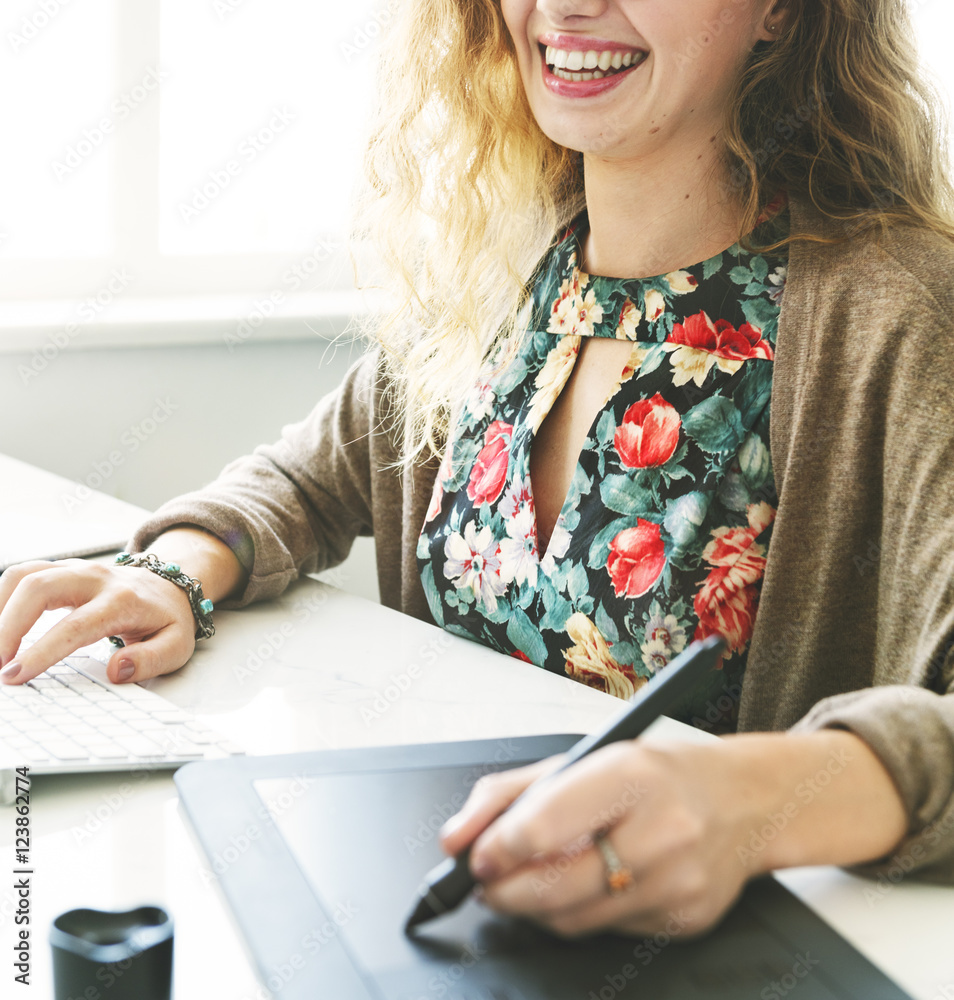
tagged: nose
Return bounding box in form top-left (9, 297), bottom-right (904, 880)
top-left (537, 0), bottom-right (611, 24)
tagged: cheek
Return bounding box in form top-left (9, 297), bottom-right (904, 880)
top-left (498, 0), bottom-right (530, 47)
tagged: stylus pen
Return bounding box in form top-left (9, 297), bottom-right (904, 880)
top-left (403, 632), bottom-right (727, 932)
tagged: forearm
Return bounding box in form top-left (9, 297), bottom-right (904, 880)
top-left (726, 730), bottom-right (908, 874)
top-left (142, 526), bottom-right (248, 605)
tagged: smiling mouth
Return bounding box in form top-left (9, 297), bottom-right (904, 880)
top-left (542, 44), bottom-right (648, 83)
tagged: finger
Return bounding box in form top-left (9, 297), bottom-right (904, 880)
top-left (0, 560), bottom-right (57, 607)
top-left (106, 625), bottom-right (194, 684)
top-left (480, 831), bottom-right (694, 936)
top-left (469, 743), bottom-right (647, 882)
top-left (439, 757), bottom-right (560, 857)
top-left (0, 564), bottom-right (104, 680)
top-left (0, 561), bottom-right (64, 663)
top-left (2, 598), bottom-right (125, 684)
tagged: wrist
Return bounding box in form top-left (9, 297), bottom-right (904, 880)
top-left (723, 731), bottom-right (908, 875)
top-left (144, 526), bottom-right (247, 604)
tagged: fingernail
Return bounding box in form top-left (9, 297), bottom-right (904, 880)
top-left (440, 813), bottom-right (464, 839)
top-left (0, 661), bottom-right (22, 683)
top-left (117, 659), bottom-right (135, 682)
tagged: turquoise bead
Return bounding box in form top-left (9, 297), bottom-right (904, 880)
top-left (199, 599), bottom-right (214, 615)
top-left (165, 562), bottom-right (181, 575)
top-left (115, 551), bottom-right (131, 564)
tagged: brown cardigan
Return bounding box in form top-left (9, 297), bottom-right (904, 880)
top-left (133, 201), bottom-right (954, 881)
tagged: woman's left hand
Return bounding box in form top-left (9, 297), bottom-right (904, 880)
top-left (439, 731), bottom-right (908, 939)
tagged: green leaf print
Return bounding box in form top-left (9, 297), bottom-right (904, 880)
top-left (683, 396), bottom-right (746, 455)
top-left (741, 296), bottom-right (780, 340)
top-left (599, 474), bottom-right (653, 515)
top-left (596, 601), bottom-right (620, 644)
top-left (729, 266), bottom-right (752, 285)
top-left (703, 253), bottom-right (724, 280)
top-left (420, 564), bottom-right (445, 628)
top-left (506, 609), bottom-right (548, 665)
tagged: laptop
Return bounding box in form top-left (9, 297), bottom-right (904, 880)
top-left (175, 736), bottom-right (915, 1000)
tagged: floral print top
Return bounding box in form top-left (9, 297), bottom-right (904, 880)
top-left (417, 213), bottom-right (786, 732)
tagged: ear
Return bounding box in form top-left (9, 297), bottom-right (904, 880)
top-left (754, 1), bottom-right (792, 43)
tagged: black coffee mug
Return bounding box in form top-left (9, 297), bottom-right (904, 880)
top-left (50, 905), bottom-right (173, 1000)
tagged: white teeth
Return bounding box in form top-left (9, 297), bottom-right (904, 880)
top-left (544, 45), bottom-right (647, 81)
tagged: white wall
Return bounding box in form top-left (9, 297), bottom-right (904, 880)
top-left (0, 335), bottom-right (380, 603)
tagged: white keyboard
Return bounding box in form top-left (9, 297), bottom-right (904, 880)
top-left (0, 611), bottom-right (243, 803)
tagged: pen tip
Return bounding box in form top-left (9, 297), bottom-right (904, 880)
top-left (404, 897), bottom-right (436, 935)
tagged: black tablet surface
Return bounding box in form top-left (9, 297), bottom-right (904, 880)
top-left (175, 736), bottom-right (913, 1000)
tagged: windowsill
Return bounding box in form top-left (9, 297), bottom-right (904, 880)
top-left (0, 290), bottom-right (381, 353)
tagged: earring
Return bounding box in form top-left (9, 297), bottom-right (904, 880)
top-left (767, 22), bottom-right (778, 33)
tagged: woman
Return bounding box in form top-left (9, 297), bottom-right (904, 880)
top-left (2, 0), bottom-right (954, 938)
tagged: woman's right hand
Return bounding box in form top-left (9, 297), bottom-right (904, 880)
top-left (0, 558), bottom-right (198, 686)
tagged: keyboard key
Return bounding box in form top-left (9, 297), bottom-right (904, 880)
top-left (44, 741), bottom-right (89, 761)
top-left (88, 744), bottom-right (131, 760)
top-left (113, 735), bottom-right (168, 758)
top-left (147, 708), bottom-right (191, 724)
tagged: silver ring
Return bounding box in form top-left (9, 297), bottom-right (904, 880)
top-left (595, 831), bottom-right (634, 896)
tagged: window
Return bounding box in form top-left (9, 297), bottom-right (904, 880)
top-left (0, 0), bottom-right (387, 341)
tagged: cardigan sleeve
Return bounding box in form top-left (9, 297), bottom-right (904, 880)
top-left (788, 319), bottom-right (954, 881)
top-left (760, 211), bottom-right (954, 882)
top-left (128, 348), bottom-right (398, 608)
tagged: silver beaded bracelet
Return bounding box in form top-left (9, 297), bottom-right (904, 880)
top-left (114, 551), bottom-right (216, 641)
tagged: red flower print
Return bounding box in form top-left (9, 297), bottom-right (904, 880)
top-left (466, 420), bottom-right (512, 506)
top-left (614, 393), bottom-right (682, 468)
top-left (606, 519), bottom-right (666, 598)
top-left (667, 312), bottom-right (773, 362)
top-left (693, 502), bottom-right (776, 655)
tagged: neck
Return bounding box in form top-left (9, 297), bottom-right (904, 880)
top-left (580, 137), bottom-right (745, 279)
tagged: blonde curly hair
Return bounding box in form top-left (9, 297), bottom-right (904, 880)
top-left (352, 0), bottom-right (954, 464)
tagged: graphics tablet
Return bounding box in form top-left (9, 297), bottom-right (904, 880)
top-left (174, 736), bottom-right (914, 1000)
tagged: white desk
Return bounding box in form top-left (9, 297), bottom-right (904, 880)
top-left (2, 467), bottom-right (953, 999)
